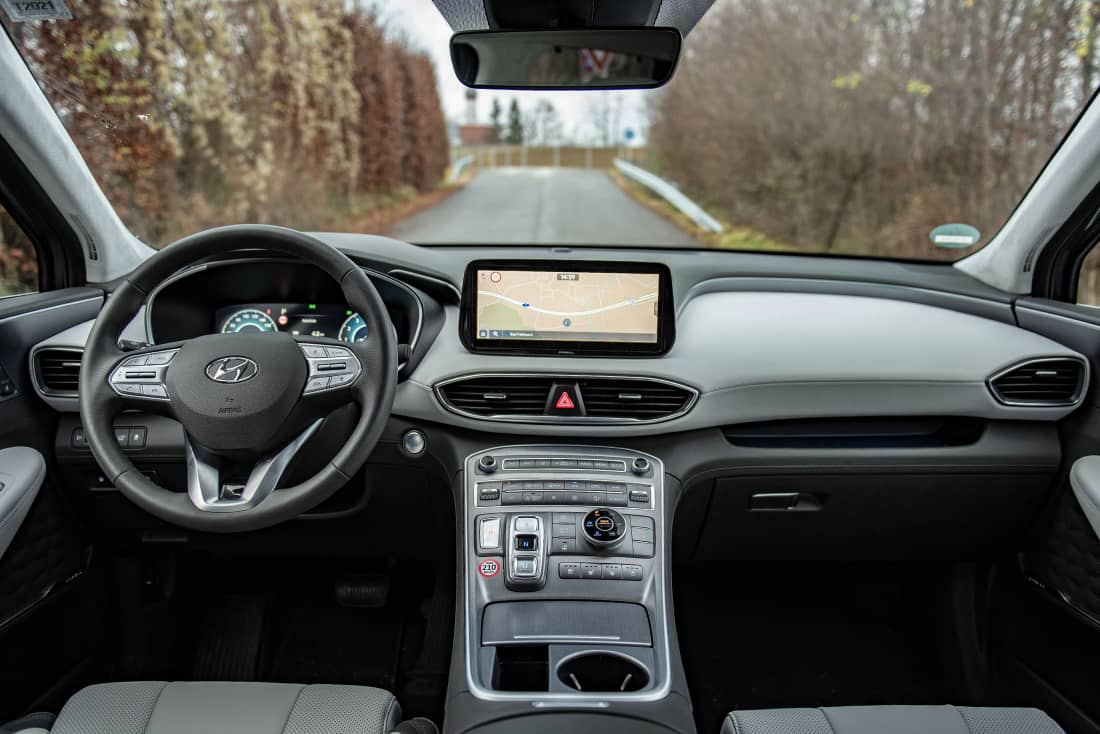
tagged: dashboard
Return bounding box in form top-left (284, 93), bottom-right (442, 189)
top-left (29, 236), bottom-right (1091, 433)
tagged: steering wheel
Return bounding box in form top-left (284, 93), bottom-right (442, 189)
top-left (78, 225), bottom-right (397, 533)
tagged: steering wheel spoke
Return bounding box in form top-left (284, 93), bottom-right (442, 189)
top-left (108, 346), bottom-right (183, 407)
top-left (186, 418), bottom-right (323, 512)
top-left (296, 339), bottom-right (364, 397)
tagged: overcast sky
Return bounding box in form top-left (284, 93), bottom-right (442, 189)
top-left (379, 0), bottom-right (651, 144)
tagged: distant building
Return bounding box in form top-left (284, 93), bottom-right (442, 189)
top-left (459, 124), bottom-right (497, 146)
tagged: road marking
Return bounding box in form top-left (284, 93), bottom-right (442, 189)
top-left (477, 290), bottom-right (657, 317)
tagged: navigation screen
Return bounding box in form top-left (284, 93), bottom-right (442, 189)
top-left (474, 268), bottom-right (661, 344)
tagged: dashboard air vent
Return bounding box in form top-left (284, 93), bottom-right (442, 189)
top-left (988, 358), bottom-right (1085, 406)
top-left (578, 377), bottom-right (695, 420)
top-left (35, 349), bottom-right (83, 395)
top-left (438, 376), bottom-right (555, 416)
top-left (436, 374), bottom-right (697, 423)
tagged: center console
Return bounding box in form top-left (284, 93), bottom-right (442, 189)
top-left (452, 445), bottom-right (692, 732)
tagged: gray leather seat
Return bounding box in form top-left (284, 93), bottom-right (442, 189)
top-left (721, 705), bottom-right (1065, 734)
top-left (42, 681), bottom-right (411, 734)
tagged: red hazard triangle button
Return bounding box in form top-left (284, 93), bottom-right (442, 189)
top-left (555, 391), bottom-right (575, 410)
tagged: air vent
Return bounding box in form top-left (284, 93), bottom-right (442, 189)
top-left (988, 358), bottom-right (1086, 406)
top-left (438, 375), bottom-right (555, 416)
top-left (34, 348), bottom-right (83, 395)
top-left (579, 377), bottom-right (695, 420)
top-left (436, 374), bottom-right (697, 423)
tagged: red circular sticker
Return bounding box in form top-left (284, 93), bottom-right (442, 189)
top-left (478, 559), bottom-right (501, 578)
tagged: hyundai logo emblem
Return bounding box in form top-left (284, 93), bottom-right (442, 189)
top-left (205, 356), bottom-right (259, 384)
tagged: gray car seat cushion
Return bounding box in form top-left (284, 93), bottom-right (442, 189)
top-left (50, 682), bottom-right (402, 734)
top-left (721, 705), bottom-right (1065, 734)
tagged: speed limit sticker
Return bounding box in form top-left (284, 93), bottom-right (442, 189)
top-left (478, 559), bottom-right (501, 578)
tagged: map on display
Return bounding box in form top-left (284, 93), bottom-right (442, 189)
top-left (474, 269), bottom-right (660, 343)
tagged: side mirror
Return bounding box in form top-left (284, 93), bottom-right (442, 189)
top-left (450, 27), bottom-right (682, 90)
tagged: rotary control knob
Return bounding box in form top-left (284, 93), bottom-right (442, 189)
top-left (631, 457), bottom-right (651, 476)
top-left (477, 455), bottom-right (498, 473)
top-left (581, 508), bottom-right (627, 548)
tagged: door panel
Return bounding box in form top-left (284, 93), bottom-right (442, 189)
top-left (0, 289), bottom-right (104, 721)
top-left (994, 297), bottom-right (1100, 734)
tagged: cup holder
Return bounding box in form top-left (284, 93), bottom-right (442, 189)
top-left (556, 651), bottom-right (650, 692)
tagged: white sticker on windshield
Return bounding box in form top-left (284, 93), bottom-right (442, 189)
top-left (1, 0), bottom-right (71, 21)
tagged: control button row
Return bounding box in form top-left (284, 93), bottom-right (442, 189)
top-left (502, 480), bottom-right (630, 492)
top-left (500, 458), bottom-right (627, 472)
top-left (300, 344), bottom-right (361, 395)
top-left (72, 425), bottom-right (147, 450)
top-left (109, 349), bottom-right (178, 401)
top-left (558, 562), bottom-right (643, 581)
top-left (500, 490), bottom-right (628, 507)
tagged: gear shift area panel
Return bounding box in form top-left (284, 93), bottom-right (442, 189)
top-left (463, 446), bottom-right (668, 703)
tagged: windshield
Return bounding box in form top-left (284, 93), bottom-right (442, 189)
top-left (2, 0), bottom-right (1096, 261)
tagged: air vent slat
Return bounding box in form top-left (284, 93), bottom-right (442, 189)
top-left (989, 359), bottom-right (1085, 406)
top-left (35, 349), bottom-right (83, 395)
top-left (438, 375), bottom-right (695, 422)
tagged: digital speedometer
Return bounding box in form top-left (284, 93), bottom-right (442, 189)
top-left (221, 308), bottom-right (278, 334)
top-left (338, 313), bottom-right (369, 343)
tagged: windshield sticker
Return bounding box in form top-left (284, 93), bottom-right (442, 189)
top-left (1, 0), bottom-right (71, 21)
top-left (930, 224), bottom-right (981, 248)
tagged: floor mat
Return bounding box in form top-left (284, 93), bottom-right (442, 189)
top-left (263, 600), bottom-right (402, 689)
top-left (675, 562), bottom-right (959, 733)
top-left (191, 594), bottom-right (266, 680)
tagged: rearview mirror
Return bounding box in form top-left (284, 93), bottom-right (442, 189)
top-left (450, 28), bottom-right (682, 90)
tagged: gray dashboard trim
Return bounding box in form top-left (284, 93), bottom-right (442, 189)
top-left (395, 292), bottom-right (1088, 436)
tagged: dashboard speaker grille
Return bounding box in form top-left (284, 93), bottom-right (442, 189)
top-left (578, 377), bottom-right (694, 420)
top-left (35, 349), bottom-right (83, 395)
top-left (988, 358), bottom-right (1085, 406)
top-left (438, 376), bottom-right (556, 416)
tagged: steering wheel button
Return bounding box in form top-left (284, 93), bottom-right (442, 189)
top-left (145, 351), bottom-right (174, 365)
top-left (122, 355), bottom-right (148, 367)
top-left (141, 384), bottom-right (168, 398)
top-left (117, 383), bottom-right (143, 396)
top-left (317, 361), bottom-right (346, 371)
top-left (305, 376), bottom-right (329, 392)
top-left (329, 373), bottom-right (355, 387)
top-left (301, 345), bottom-right (328, 359)
top-left (325, 346), bottom-right (351, 358)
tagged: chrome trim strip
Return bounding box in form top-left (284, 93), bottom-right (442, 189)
top-left (436, 373), bottom-right (699, 425)
top-left (986, 355), bottom-right (1090, 408)
top-left (462, 444), bottom-right (672, 704)
top-left (0, 295), bottom-right (101, 325)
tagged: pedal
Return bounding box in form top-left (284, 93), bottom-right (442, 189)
top-left (335, 573), bottom-right (390, 608)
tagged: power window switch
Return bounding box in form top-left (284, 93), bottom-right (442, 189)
top-left (559, 562), bottom-right (580, 579)
top-left (601, 564), bottom-right (623, 580)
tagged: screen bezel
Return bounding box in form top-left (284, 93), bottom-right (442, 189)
top-left (459, 260), bottom-right (675, 356)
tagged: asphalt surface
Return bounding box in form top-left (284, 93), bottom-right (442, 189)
top-left (388, 167), bottom-right (700, 247)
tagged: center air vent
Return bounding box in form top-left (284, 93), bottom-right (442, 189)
top-left (34, 348), bottom-right (83, 395)
top-left (578, 377), bottom-right (695, 420)
top-left (436, 374), bottom-right (697, 423)
top-left (988, 358), bottom-right (1086, 406)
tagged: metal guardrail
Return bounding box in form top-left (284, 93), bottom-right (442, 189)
top-left (613, 159), bottom-right (724, 233)
top-left (448, 154), bottom-right (475, 184)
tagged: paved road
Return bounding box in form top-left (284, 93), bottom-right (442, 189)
top-left (388, 167), bottom-right (700, 247)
